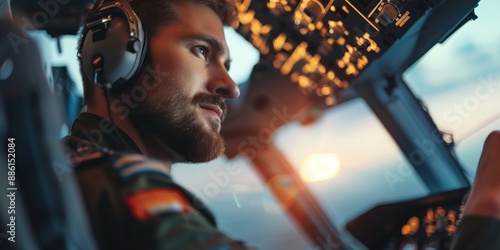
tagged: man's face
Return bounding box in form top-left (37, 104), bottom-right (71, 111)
top-left (130, 2), bottom-right (239, 163)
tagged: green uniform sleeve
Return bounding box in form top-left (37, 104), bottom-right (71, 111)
top-left (451, 215), bottom-right (500, 250)
top-left (74, 152), bottom-right (248, 250)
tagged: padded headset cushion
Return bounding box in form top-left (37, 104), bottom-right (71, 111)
top-left (81, 16), bottom-right (144, 89)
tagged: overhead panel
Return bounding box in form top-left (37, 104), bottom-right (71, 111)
top-left (233, 0), bottom-right (432, 105)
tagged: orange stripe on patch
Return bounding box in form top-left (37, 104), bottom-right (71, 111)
top-left (126, 188), bottom-right (192, 221)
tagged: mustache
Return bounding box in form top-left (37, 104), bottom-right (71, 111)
top-left (192, 93), bottom-right (228, 121)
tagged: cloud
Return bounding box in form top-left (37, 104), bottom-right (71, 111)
top-left (405, 0), bottom-right (500, 95)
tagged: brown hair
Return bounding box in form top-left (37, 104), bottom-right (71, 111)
top-left (79, 0), bottom-right (236, 104)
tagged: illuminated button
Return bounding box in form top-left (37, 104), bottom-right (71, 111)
top-left (321, 21), bottom-right (346, 40)
top-left (325, 96), bottom-right (336, 106)
top-left (408, 216), bottom-right (419, 233)
top-left (356, 36), bottom-right (370, 49)
top-left (376, 3), bottom-right (399, 26)
top-left (267, 0), bottom-right (291, 15)
top-left (401, 224), bottom-right (412, 236)
top-left (321, 86), bottom-right (331, 95)
top-left (293, 0), bottom-right (325, 34)
top-left (303, 0), bottom-right (324, 23)
top-left (446, 210), bottom-right (457, 236)
top-left (349, 50), bottom-right (362, 64)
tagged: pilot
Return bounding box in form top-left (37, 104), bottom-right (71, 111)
top-left (64, 0), bottom-right (248, 249)
top-left (451, 131), bottom-right (500, 249)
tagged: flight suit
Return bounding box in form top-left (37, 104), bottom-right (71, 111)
top-left (64, 113), bottom-right (248, 250)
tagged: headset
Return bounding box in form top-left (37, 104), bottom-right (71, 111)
top-left (78, 0), bottom-right (147, 89)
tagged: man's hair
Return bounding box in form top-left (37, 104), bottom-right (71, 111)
top-left (79, 0), bottom-right (237, 104)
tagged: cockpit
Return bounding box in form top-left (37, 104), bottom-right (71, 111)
top-left (1, 0), bottom-right (499, 249)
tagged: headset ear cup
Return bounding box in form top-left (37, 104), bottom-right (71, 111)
top-left (80, 1), bottom-right (147, 89)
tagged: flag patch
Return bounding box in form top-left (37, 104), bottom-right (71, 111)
top-left (126, 188), bottom-right (192, 221)
top-left (112, 154), bottom-right (171, 180)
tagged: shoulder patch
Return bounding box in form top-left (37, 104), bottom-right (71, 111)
top-left (69, 147), bottom-right (111, 171)
top-left (126, 188), bottom-right (192, 221)
top-left (111, 154), bottom-right (171, 180)
top-left (71, 150), bottom-right (107, 165)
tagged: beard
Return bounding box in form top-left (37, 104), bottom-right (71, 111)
top-left (128, 73), bottom-right (228, 163)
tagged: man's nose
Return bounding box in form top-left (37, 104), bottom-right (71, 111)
top-left (206, 66), bottom-right (240, 99)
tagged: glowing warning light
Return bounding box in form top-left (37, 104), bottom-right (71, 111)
top-left (298, 75), bottom-right (311, 88)
top-left (300, 154), bottom-right (340, 182)
top-left (321, 86), bottom-right (331, 95)
top-left (325, 96), bottom-right (336, 106)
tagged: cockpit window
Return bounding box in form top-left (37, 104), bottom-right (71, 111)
top-left (404, 0), bottom-right (500, 179)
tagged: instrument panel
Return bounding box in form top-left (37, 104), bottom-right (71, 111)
top-left (233, 0), bottom-right (434, 105)
top-left (347, 188), bottom-right (468, 250)
top-left (389, 204), bottom-right (462, 249)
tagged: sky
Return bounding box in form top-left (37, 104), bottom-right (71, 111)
top-left (403, 0), bottom-right (500, 173)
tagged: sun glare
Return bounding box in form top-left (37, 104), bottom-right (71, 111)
top-left (299, 153), bottom-right (340, 182)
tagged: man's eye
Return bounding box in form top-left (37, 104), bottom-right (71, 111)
top-left (195, 46), bottom-right (209, 58)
